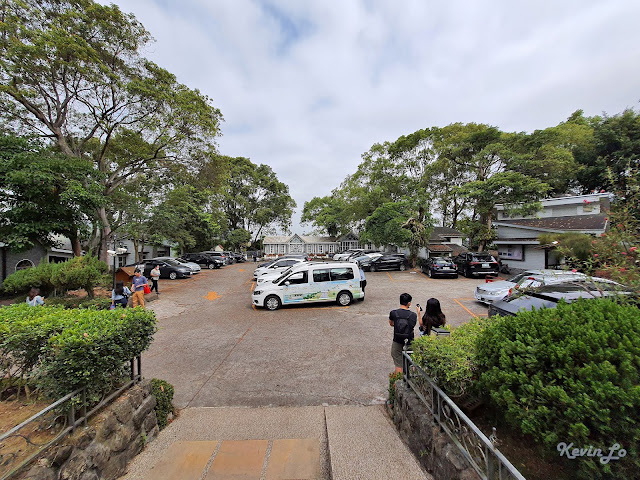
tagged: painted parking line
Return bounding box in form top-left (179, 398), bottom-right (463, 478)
top-left (250, 281), bottom-right (256, 310)
top-left (386, 272), bottom-right (394, 282)
top-left (453, 298), bottom-right (478, 318)
top-left (204, 291), bottom-right (221, 301)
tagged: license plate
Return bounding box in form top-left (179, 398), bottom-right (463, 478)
top-left (482, 263), bottom-right (489, 268)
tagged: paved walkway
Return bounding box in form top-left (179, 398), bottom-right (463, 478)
top-left (121, 405), bottom-right (431, 480)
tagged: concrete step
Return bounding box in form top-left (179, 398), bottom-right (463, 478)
top-left (325, 405), bottom-right (432, 480)
top-left (142, 438), bottom-right (321, 480)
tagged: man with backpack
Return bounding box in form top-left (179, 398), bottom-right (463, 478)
top-left (389, 292), bottom-right (420, 373)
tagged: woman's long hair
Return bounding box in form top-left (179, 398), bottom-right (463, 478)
top-left (115, 281), bottom-right (125, 296)
top-left (422, 298), bottom-right (446, 334)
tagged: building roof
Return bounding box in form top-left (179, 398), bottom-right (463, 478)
top-left (494, 214), bottom-right (608, 233)
top-left (429, 226), bottom-right (464, 242)
top-left (445, 243), bottom-right (468, 257)
top-left (263, 235), bottom-right (336, 244)
top-left (427, 244), bottom-right (453, 253)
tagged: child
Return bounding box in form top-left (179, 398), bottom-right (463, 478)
top-left (111, 281), bottom-right (132, 308)
top-left (26, 287), bottom-right (44, 306)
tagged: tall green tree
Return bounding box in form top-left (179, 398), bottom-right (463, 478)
top-left (301, 195), bottom-right (350, 237)
top-left (214, 156), bottom-right (296, 242)
top-left (0, 134), bottom-right (102, 252)
top-left (0, 0), bottom-right (223, 260)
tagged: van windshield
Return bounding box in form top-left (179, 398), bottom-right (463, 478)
top-left (273, 268), bottom-right (293, 283)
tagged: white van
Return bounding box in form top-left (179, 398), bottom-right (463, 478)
top-left (252, 262), bottom-right (364, 310)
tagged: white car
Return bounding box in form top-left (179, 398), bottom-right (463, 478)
top-left (333, 249), bottom-right (364, 261)
top-left (253, 257), bottom-right (307, 279)
top-left (474, 269), bottom-right (587, 304)
top-left (252, 261), bottom-right (364, 310)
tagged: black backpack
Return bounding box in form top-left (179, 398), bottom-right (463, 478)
top-left (393, 309), bottom-right (414, 344)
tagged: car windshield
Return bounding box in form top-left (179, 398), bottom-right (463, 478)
top-left (352, 255), bottom-right (370, 262)
top-left (163, 259), bottom-right (181, 266)
top-left (472, 254), bottom-right (494, 261)
top-left (507, 273), bottom-right (528, 283)
top-left (273, 268), bottom-right (294, 283)
top-left (433, 258), bottom-right (451, 265)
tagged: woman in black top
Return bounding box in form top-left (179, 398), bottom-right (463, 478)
top-left (421, 298), bottom-right (446, 335)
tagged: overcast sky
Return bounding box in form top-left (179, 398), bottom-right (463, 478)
top-left (107, 0), bottom-right (640, 234)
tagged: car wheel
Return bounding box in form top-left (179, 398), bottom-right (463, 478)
top-left (337, 291), bottom-right (352, 306)
top-left (208, 263), bottom-right (215, 269)
top-left (370, 265), bottom-right (377, 272)
top-left (265, 295), bottom-right (281, 311)
top-left (399, 263), bottom-right (406, 271)
top-left (464, 267), bottom-right (471, 278)
top-left (427, 268), bottom-right (432, 278)
top-left (169, 272), bottom-right (177, 280)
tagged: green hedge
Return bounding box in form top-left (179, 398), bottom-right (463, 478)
top-left (45, 296), bottom-right (113, 310)
top-left (151, 379), bottom-right (175, 430)
top-left (477, 299), bottom-right (640, 480)
top-left (1, 255), bottom-right (109, 298)
top-left (0, 304), bottom-right (156, 400)
top-left (410, 320), bottom-right (485, 397)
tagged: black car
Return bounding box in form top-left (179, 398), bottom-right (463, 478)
top-left (363, 254), bottom-right (408, 272)
top-left (421, 257), bottom-right (458, 278)
top-left (231, 252), bottom-right (246, 263)
top-left (138, 258), bottom-right (192, 280)
top-left (488, 279), bottom-right (632, 317)
top-left (181, 253), bottom-right (223, 269)
top-left (453, 252), bottom-right (499, 278)
top-left (200, 251), bottom-right (229, 265)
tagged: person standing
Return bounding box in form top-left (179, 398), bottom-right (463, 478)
top-left (26, 287), bottom-right (44, 306)
top-left (131, 269), bottom-right (149, 308)
top-left (421, 298), bottom-right (447, 335)
top-left (388, 293), bottom-right (420, 373)
top-left (111, 281), bottom-right (131, 308)
top-left (150, 264), bottom-right (161, 294)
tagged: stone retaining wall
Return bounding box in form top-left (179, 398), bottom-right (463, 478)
top-left (392, 381), bottom-right (481, 480)
top-left (22, 380), bottom-right (158, 480)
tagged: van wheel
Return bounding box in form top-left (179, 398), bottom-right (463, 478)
top-left (265, 295), bottom-right (281, 311)
top-left (399, 264), bottom-right (406, 271)
top-left (337, 291), bottom-right (352, 306)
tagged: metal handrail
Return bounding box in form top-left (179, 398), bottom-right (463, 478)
top-left (0, 356), bottom-right (142, 480)
top-left (401, 351), bottom-right (526, 480)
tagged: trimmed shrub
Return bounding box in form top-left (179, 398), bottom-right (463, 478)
top-left (50, 255), bottom-right (109, 298)
top-left (151, 379), bottom-right (175, 430)
top-left (1, 261), bottom-right (58, 297)
top-left (45, 296), bottom-right (113, 310)
top-left (0, 304), bottom-right (156, 401)
top-left (477, 299), bottom-right (640, 479)
top-left (410, 320), bottom-right (485, 397)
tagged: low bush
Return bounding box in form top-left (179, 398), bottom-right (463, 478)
top-left (410, 320), bottom-right (486, 397)
top-left (0, 304), bottom-right (156, 401)
top-left (45, 296), bottom-right (113, 310)
top-left (477, 299), bottom-right (640, 480)
top-left (151, 379), bottom-right (175, 430)
top-left (1, 261), bottom-right (58, 297)
top-left (388, 371), bottom-right (403, 405)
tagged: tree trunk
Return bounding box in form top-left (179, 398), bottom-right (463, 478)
top-left (97, 206), bottom-right (112, 263)
top-left (69, 231), bottom-right (82, 257)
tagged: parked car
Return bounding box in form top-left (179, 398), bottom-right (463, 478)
top-left (181, 253), bottom-right (223, 269)
top-left (252, 261), bottom-right (364, 310)
top-left (352, 253), bottom-right (383, 266)
top-left (201, 251), bottom-right (229, 265)
top-left (361, 254), bottom-right (408, 272)
top-left (231, 252), bottom-right (246, 263)
top-left (130, 258), bottom-right (192, 280)
top-left (488, 278), bottom-right (631, 317)
top-left (474, 269), bottom-right (587, 304)
top-left (155, 256), bottom-right (201, 274)
top-left (453, 252), bottom-right (499, 277)
top-left (421, 257), bottom-right (458, 278)
top-left (333, 249), bottom-right (364, 261)
top-left (257, 254), bottom-right (309, 269)
top-left (253, 257), bottom-right (308, 279)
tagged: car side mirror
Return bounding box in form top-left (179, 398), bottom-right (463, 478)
top-left (284, 281), bottom-right (290, 286)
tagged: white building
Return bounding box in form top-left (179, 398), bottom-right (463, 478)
top-left (493, 192), bottom-right (610, 270)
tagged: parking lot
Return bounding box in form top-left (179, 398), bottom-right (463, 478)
top-left (143, 262), bottom-right (501, 409)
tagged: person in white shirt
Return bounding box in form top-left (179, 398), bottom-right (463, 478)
top-left (26, 287), bottom-right (44, 306)
top-left (150, 265), bottom-right (161, 294)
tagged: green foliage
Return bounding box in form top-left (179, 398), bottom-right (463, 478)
top-left (225, 228), bottom-right (251, 250)
top-left (410, 320), bottom-right (485, 397)
top-left (0, 261), bottom-right (58, 297)
top-left (0, 304), bottom-right (157, 401)
top-left (45, 296), bottom-right (113, 310)
top-left (477, 299), bottom-right (640, 479)
top-left (361, 202), bottom-right (413, 247)
top-left (301, 195), bottom-right (350, 237)
top-left (151, 378), bottom-right (175, 430)
top-left (388, 371), bottom-right (403, 405)
top-left (50, 255), bottom-right (109, 298)
top-left (538, 232), bottom-right (595, 263)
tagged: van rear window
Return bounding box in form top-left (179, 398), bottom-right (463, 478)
top-left (330, 268), bottom-right (354, 280)
top-left (313, 269), bottom-right (331, 282)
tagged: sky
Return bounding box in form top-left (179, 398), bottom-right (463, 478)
top-left (106, 0), bottom-right (640, 234)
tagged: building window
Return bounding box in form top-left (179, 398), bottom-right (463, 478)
top-left (15, 259), bottom-right (34, 271)
top-left (317, 244), bottom-right (324, 254)
top-left (329, 244), bottom-right (336, 253)
top-left (279, 244), bottom-right (286, 254)
top-left (118, 255), bottom-right (127, 268)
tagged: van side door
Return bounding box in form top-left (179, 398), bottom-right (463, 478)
top-left (280, 269), bottom-right (309, 304)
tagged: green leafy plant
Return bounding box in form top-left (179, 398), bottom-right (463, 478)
top-left (388, 371), bottom-right (403, 405)
top-left (410, 320), bottom-right (486, 397)
top-left (477, 299), bottom-right (640, 480)
top-left (50, 255), bottom-right (109, 298)
top-left (45, 296), bottom-right (113, 310)
top-left (151, 379), bottom-right (175, 430)
top-left (0, 304), bottom-right (157, 401)
top-left (1, 261), bottom-right (59, 297)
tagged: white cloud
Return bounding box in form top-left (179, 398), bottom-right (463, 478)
top-left (106, 0), bottom-right (640, 232)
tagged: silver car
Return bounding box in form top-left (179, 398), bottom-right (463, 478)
top-left (155, 257), bottom-right (201, 274)
top-left (474, 269), bottom-right (586, 304)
